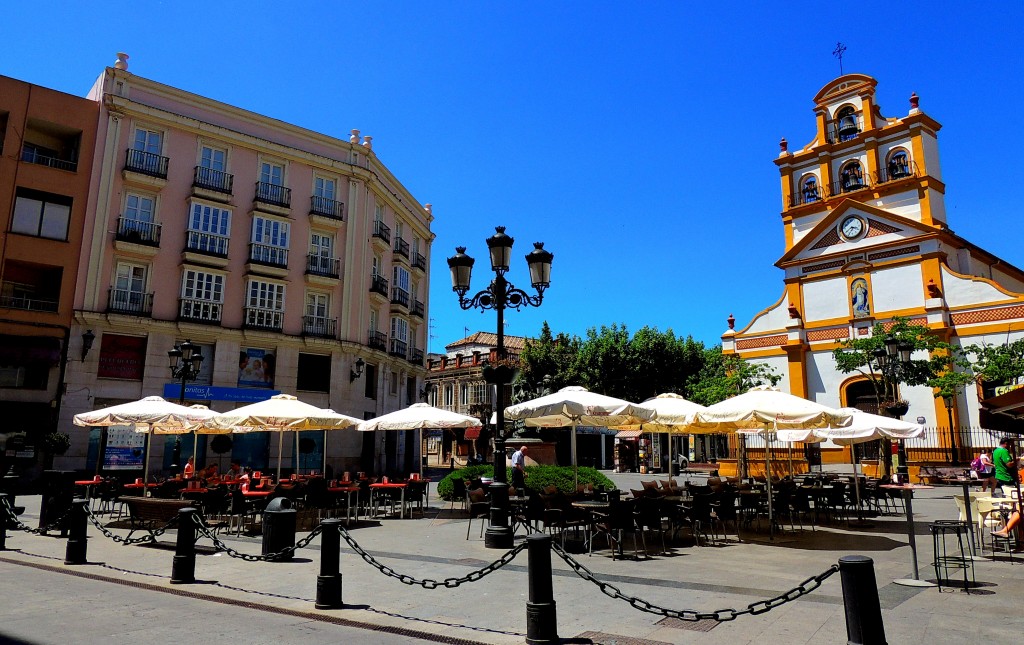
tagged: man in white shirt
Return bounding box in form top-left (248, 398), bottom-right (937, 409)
top-left (511, 446), bottom-right (528, 491)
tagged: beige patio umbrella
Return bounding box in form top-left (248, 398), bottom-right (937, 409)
top-left (613, 393), bottom-right (707, 479)
top-left (144, 405), bottom-right (228, 478)
top-left (205, 394), bottom-right (360, 479)
top-left (358, 403), bottom-right (483, 477)
top-left (688, 386), bottom-right (853, 539)
top-left (505, 386), bottom-right (651, 488)
top-left (73, 396), bottom-right (219, 490)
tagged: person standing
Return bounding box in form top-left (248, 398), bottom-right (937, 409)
top-left (183, 456), bottom-right (195, 480)
top-left (511, 445), bottom-right (528, 492)
top-left (977, 450), bottom-right (996, 493)
top-left (992, 437), bottom-right (1016, 496)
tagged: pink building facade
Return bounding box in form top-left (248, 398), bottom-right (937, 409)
top-left (60, 58), bottom-right (432, 475)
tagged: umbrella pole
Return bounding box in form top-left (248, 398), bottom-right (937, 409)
top-left (295, 432), bottom-right (300, 476)
top-left (788, 444), bottom-right (793, 477)
top-left (193, 431), bottom-right (199, 467)
top-left (419, 427), bottom-right (424, 478)
top-left (276, 430), bottom-right (284, 481)
top-left (142, 431), bottom-right (151, 496)
top-left (766, 427), bottom-right (774, 541)
top-left (669, 431), bottom-right (674, 483)
top-left (571, 419), bottom-right (579, 490)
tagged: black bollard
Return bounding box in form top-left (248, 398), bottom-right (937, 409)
top-left (170, 507), bottom-right (197, 584)
top-left (64, 499), bottom-right (89, 565)
top-left (0, 493), bottom-right (9, 551)
top-left (526, 533), bottom-right (558, 645)
top-left (839, 555), bottom-right (888, 645)
top-left (316, 519), bottom-right (343, 609)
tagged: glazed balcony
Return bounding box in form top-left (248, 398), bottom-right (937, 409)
top-left (116, 217), bottom-right (162, 246)
top-left (244, 306), bottom-right (284, 331)
top-left (178, 298), bottom-right (222, 324)
top-left (185, 230), bottom-right (229, 258)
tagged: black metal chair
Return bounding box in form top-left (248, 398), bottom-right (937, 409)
top-left (466, 488), bottom-right (490, 540)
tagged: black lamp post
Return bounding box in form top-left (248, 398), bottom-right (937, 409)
top-left (168, 340), bottom-right (204, 474)
top-left (872, 335), bottom-right (913, 479)
top-left (942, 394), bottom-right (959, 465)
top-left (448, 226), bottom-right (553, 549)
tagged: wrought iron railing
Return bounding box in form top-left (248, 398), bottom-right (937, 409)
top-left (244, 306), bottom-right (284, 331)
top-left (193, 166), bottom-right (234, 193)
top-left (372, 220), bottom-right (391, 244)
top-left (303, 315), bottom-right (337, 338)
top-left (370, 274), bottom-right (389, 297)
top-left (411, 300), bottom-right (425, 318)
top-left (389, 338), bottom-right (408, 358)
top-left (789, 186), bottom-right (822, 208)
top-left (393, 237), bottom-right (409, 258)
top-left (249, 243), bottom-right (289, 268)
top-left (255, 181), bottom-right (291, 208)
top-left (825, 115), bottom-right (864, 144)
top-left (412, 252), bottom-right (427, 271)
top-left (116, 217), bottom-right (162, 246)
top-left (306, 253), bottom-right (340, 278)
top-left (368, 329), bottom-right (387, 351)
top-left (874, 161), bottom-right (920, 185)
top-left (178, 298), bottom-right (222, 324)
top-left (185, 230), bottom-right (229, 257)
top-left (310, 195), bottom-right (344, 220)
top-left (390, 286), bottom-right (409, 308)
top-left (408, 348), bottom-right (424, 366)
top-left (107, 288), bottom-right (153, 315)
top-left (124, 148), bottom-right (169, 178)
top-left (22, 146), bottom-right (77, 171)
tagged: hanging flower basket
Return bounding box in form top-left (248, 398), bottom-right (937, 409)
top-left (882, 400), bottom-right (909, 417)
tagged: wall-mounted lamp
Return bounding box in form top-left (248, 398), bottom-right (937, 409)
top-left (350, 357), bottom-right (365, 382)
top-left (81, 329), bottom-right (96, 361)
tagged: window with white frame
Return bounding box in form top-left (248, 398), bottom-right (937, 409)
top-left (133, 127), bottom-right (162, 154)
top-left (391, 316), bottom-right (408, 342)
top-left (306, 291), bottom-right (329, 318)
top-left (372, 254), bottom-right (382, 278)
top-left (112, 262), bottom-right (147, 312)
top-left (187, 201), bottom-right (231, 256)
top-left (124, 193), bottom-right (155, 223)
top-left (374, 203), bottom-right (383, 224)
top-left (393, 266), bottom-right (410, 296)
top-left (394, 220), bottom-right (404, 240)
top-left (200, 145), bottom-right (226, 171)
top-left (260, 161), bottom-right (284, 186)
top-left (310, 232), bottom-right (333, 266)
top-left (246, 279), bottom-right (285, 329)
top-left (369, 308), bottom-right (379, 332)
top-left (460, 383), bottom-right (469, 405)
top-left (314, 176), bottom-right (336, 200)
top-left (251, 216), bottom-right (289, 265)
top-left (180, 268), bottom-right (224, 322)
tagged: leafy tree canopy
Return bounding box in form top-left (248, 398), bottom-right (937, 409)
top-left (687, 346), bottom-right (781, 406)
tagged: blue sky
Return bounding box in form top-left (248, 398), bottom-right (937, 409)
top-left (4, 2), bottom-right (1022, 352)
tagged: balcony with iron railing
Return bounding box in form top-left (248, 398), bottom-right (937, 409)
top-left (393, 237), bottom-right (409, 259)
top-left (0, 292), bottom-right (58, 313)
top-left (178, 298), bottom-right (222, 324)
top-left (874, 160), bottom-right (920, 185)
top-left (370, 274), bottom-right (389, 298)
top-left (249, 243), bottom-right (289, 268)
top-left (107, 288), bottom-right (153, 316)
top-left (390, 286), bottom-right (409, 309)
top-left (372, 220), bottom-right (391, 245)
top-left (411, 299), bottom-right (425, 318)
top-left (789, 185), bottom-right (822, 209)
top-left (21, 145), bottom-right (77, 172)
top-left (412, 251), bottom-right (427, 272)
top-left (185, 230), bottom-right (230, 257)
top-left (124, 148), bottom-right (169, 179)
top-left (244, 306), bottom-right (284, 331)
top-left (193, 166), bottom-right (234, 194)
top-left (303, 315), bottom-right (337, 338)
top-left (828, 172), bottom-right (870, 198)
top-left (310, 195), bottom-right (345, 221)
top-left (389, 338), bottom-right (408, 358)
top-left (826, 115), bottom-right (864, 144)
top-left (408, 347), bottom-right (424, 366)
top-left (306, 253), bottom-right (340, 278)
top-left (254, 181), bottom-right (291, 208)
top-left (116, 217), bottom-right (162, 246)
top-left (368, 329), bottom-right (387, 351)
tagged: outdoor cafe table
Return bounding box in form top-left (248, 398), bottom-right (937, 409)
top-left (571, 500), bottom-right (610, 551)
top-left (74, 479), bottom-right (102, 509)
top-left (121, 482), bottom-right (157, 497)
top-left (882, 483), bottom-right (935, 587)
top-left (242, 490), bottom-right (272, 498)
top-left (944, 477), bottom-right (983, 556)
top-left (370, 482), bottom-right (408, 519)
top-left (328, 485), bottom-right (360, 525)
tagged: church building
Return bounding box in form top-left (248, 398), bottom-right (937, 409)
top-left (724, 74), bottom-right (1024, 473)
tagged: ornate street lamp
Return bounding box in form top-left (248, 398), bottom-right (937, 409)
top-left (168, 340), bottom-right (204, 473)
top-left (942, 393), bottom-right (959, 465)
top-left (872, 335), bottom-right (913, 479)
top-left (448, 226), bottom-right (553, 549)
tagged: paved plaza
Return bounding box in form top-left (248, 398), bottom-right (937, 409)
top-left (1, 471), bottom-right (1021, 644)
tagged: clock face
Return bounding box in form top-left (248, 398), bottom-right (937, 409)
top-left (840, 216), bottom-right (864, 239)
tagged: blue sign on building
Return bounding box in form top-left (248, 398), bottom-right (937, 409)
top-left (162, 384), bottom-right (280, 403)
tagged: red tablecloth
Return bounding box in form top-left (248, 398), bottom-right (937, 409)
top-left (243, 490), bottom-right (272, 498)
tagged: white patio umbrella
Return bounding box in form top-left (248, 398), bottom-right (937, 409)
top-left (613, 393), bottom-right (707, 479)
top-left (145, 405), bottom-right (229, 478)
top-left (358, 403), bottom-right (483, 477)
top-left (205, 394), bottom-right (360, 479)
top-left (73, 396), bottom-right (219, 489)
top-left (505, 386), bottom-right (651, 487)
top-left (689, 386), bottom-right (853, 539)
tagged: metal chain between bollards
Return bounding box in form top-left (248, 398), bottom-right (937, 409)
top-left (191, 514), bottom-right (323, 562)
top-left (552, 543), bottom-right (840, 622)
top-left (337, 524), bottom-right (527, 589)
top-left (83, 505), bottom-right (177, 545)
top-left (1, 496), bottom-right (73, 535)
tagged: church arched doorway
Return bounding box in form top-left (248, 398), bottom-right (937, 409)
top-left (843, 379), bottom-right (881, 461)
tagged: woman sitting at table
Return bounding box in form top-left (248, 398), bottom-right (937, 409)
top-left (223, 462), bottom-right (242, 480)
top-left (993, 510), bottom-right (1022, 539)
top-left (200, 463), bottom-right (220, 483)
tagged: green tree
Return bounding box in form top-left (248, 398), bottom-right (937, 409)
top-left (517, 321), bottom-right (582, 392)
top-left (968, 339), bottom-right (1024, 388)
top-left (687, 347), bottom-right (781, 406)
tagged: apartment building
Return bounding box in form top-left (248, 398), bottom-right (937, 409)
top-left (0, 75), bottom-right (98, 472)
top-left (60, 56), bottom-right (432, 475)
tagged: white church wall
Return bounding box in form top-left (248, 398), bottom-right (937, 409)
top-left (942, 266), bottom-right (1013, 307)
top-left (871, 264), bottom-right (924, 313)
top-left (803, 277), bottom-right (849, 322)
top-left (744, 293), bottom-right (790, 334)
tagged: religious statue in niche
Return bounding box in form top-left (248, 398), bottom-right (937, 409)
top-left (851, 277), bottom-right (870, 318)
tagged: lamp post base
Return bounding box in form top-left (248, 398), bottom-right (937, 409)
top-left (485, 481), bottom-right (513, 549)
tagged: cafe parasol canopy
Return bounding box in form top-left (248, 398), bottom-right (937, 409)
top-left (205, 394), bottom-right (360, 479)
top-left (358, 403), bottom-right (483, 477)
top-left (613, 393), bottom-right (707, 478)
top-left (505, 386), bottom-right (651, 487)
top-left (73, 396), bottom-right (220, 488)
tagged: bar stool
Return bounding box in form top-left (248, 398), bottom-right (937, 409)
top-left (930, 520), bottom-right (974, 592)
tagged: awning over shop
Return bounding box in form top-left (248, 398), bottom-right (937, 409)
top-left (615, 429), bottom-right (644, 440)
top-left (0, 335), bottom-right (62, 366)
top-left (982, 386), bottom-right (1024, 418)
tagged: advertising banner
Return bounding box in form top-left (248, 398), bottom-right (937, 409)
top-left (103, 424), bottom-right (145, 470)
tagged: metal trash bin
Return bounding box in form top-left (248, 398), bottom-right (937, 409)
top-left (262, 496), bottom-right (296, 560)
top-left (39, 470), bottom-right (76, 535)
